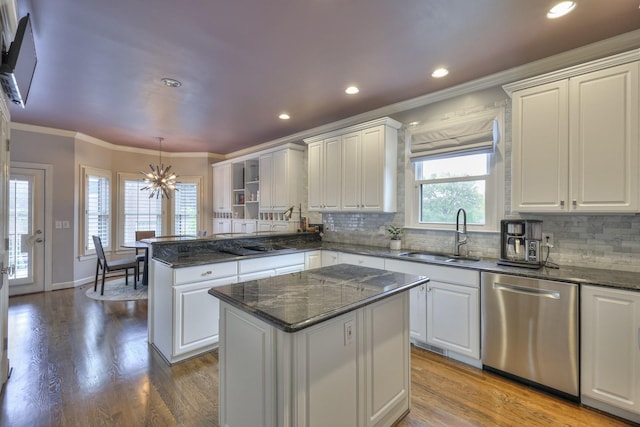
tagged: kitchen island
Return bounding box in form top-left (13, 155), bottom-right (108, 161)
top-left (209, 263), bottom-right (429, 427)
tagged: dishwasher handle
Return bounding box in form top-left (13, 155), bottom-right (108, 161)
top-left (493, 282), bottom-right (561, 299)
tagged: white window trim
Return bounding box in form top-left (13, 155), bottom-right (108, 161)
top-left (116, 172), bottom-right (166, 251)
top-left (404, 108), bottom-right (505, 233)
top-left (169, 175), bottom-right (204, 236)
top-left (79, 165), bottom-right (112, 257)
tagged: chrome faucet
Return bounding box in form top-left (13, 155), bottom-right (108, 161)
top-left (454, 208), bottom-right (468, 256)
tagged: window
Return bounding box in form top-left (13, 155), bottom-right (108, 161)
top-left (416, 154), bottom-right (489, 225)
top-left (81, 166), bottom-right (111, 254)
top-left (118, 173), bottom-right (163, 245)
top-left (405, 109), bottom-right (504, 232)
top-left (172, 177), bottom-right (202, 236)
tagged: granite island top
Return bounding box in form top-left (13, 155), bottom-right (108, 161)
top-left (208, 264), bottom-right (429, 332)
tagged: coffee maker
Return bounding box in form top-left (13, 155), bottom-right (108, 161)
top-left (498, 219), bottom-right (543, 268)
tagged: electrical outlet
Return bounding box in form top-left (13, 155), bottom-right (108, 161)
top-left (344, 320), bottom-right (353, 345)
top-left (543, 233), bottom-right (554, 247)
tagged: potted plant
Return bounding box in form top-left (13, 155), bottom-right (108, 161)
top-left (387, 225), bottom-right (403, 250)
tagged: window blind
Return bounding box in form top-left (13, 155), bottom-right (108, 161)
top-left (124, 179), bottom-right (162, 242)
top-left (409, 114), bottom-right (499, 162)
top-left (86, 175), bottom-right (110, 250)
top-left (174, 182), bottom-right (198, 236)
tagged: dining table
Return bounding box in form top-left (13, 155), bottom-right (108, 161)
top-left (121, 241), bottom-right (150, 287)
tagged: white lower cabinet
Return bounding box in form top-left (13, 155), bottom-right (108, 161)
top-left (384, 258), bottom-right (480, 363)
top-left (581, 285), bottom-right (640, 423)
top-left (152, 260), bottom-right (238, 364)
top-left (305, 250), bottom-right (322, 270)
top-left (231, 219), bottom-right (257, 234)
top-left (174, 276), bottom-right (237, 356)
top-left (213, 218), bottom-right (232, 234)
top-left (426, 280), bottom-right (479, 359)
top-left (321, 250), bottom-right (339, 266)
top-left (385, 259), bottom-right (428, 345)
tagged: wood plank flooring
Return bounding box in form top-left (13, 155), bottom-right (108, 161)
top-left (0, 284), bottom-right (634, 426)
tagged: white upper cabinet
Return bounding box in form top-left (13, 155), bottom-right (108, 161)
top-left (308, 136), bottom-right (343, 212)
top-left (511, 80), bottom-right (569, 212)
top-left (305, 117), bottom-right (401, 213)
top-left (259, 147), bottom-right (303, 212)
top-left (213, 163), bottom-right (232, 213)
top-left (506, 53), bottom-right (639, 213)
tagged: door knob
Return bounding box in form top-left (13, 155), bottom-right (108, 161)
top-left (0, 264), bottom-right (15, 275)
top-left (35, 238), bottom-right (43, 243)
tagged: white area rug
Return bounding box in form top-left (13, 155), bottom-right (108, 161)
top-left (85, 278), bottom-right (147, 301)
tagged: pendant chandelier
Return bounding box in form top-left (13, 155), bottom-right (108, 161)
top-left (141, 137), bottom-right (178, 199)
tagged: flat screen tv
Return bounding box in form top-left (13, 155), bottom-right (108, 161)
top-left (0, 13), bottom-right (36, 108)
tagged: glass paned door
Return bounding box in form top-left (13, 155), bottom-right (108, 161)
top-left (8, 168), bottom-right (45, 295)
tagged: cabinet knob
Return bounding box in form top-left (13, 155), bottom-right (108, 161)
top-left (201, 271), bottom-right (212, 276)
top-left (560, 200), bottom-right (565, 207)
top-left (572, 200), bottom-right (577, 207)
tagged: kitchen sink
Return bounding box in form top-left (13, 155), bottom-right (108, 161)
top-left (399, 252), bottom-right (480, 263)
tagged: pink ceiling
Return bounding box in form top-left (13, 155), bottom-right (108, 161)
top-left (9, 0), bottom-right (640, 154)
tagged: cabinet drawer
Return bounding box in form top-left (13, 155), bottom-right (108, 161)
top-left (238, 253), bottom-right (305, 274)
top-left (174, 261), bottom-right (238, 285)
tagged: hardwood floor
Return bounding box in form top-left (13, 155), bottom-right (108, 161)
top-left (0, 284), bottom-right (634, 426)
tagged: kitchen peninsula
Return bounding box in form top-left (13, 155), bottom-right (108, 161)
top-left (209, 264), bottom-right (428, 427)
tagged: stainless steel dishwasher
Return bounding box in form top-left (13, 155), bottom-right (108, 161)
top-left (481, 272), bottom-right (579, 399)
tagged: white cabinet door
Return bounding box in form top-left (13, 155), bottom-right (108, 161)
top-left (323, 137), bottom-right (342, 210)
top-left (259, 152), bottom-right (274, 210)
top-left (271, 149), bottom-right (289, 211)
top-left (426, 280), bottom-right (480, 359)
top-left (581, 285), bottom-right (640, 417)
top-left (321, 250), bottom-right (339, 266)
top-left (308, 137), bottom-right (342, 212)
top-left (341, 131), bottom-right (362, 210)
top-left (570, 62), bottom-right (639, 212)
top-left (305, 250), bottom-right (322, 270)
top-left (409, 284), bottom-right (427, 343)
top-left (213, 218), bottom-right (232, 234)
top-left (360, 125), bottom-right (385, 211)
top-left (308, 141), bottom-right (324, 211)
top-left (213, 163), bottom-right (232, 212)
top-left (174, 275), bottom-right (237, 356)
top-left (363, 292), bottom-right (410, 426)
top-left (511, 80), bottom-right (569, 212)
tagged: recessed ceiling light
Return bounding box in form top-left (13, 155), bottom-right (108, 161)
top-left (547, 1), bottom-right (576, 19)
top-left (431, 68), bottom-right (449, 78)
top-left (279, 113), bottom-right (290, 120)
top-left (345, 86), bottom-right (360, 95)
top-left (160, 77), bottom-right (182, 87)
top-left (409, 121), bottom-right (420, 127)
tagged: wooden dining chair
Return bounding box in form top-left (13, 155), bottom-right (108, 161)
top-left (134, 230), bottom-right (155, 276)
top-left (92, 235), bottom-right (139, 295)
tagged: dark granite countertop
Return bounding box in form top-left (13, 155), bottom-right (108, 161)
top-left (208, 264), bottom-right (429, 332)
top-left (152, 235), bottom-right (640, 292)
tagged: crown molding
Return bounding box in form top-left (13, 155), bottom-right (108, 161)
top-left (11, 122), bottom-right (222, 159)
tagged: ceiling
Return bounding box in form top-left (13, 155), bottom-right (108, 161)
top-left (8, 0), bottom-right (640, 154)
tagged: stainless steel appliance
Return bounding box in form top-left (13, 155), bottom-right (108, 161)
top-left (497, 219), bottom-right (543, 268)
top-left (481, 272), bottom-right (579, 399)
